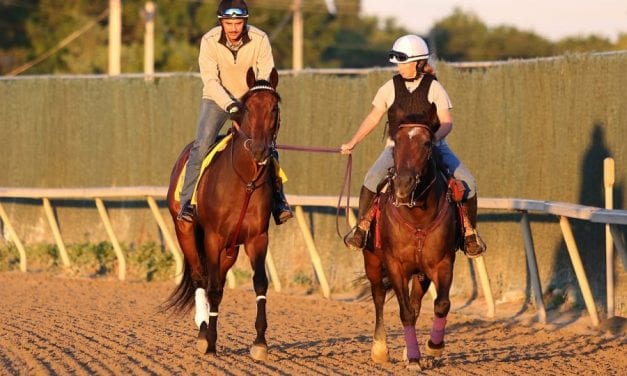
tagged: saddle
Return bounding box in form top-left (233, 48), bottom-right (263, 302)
top-left (365, 156), bottom-right (467, 251)
top-left (174, 133), bottom-right (288, 205)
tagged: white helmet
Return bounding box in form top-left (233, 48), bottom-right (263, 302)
top-left (388, 35), bottom-right (429, 64)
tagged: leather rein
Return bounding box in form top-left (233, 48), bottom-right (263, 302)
top-left (226, 84), bottom-right (280, 258)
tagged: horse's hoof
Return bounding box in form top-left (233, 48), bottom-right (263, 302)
top-left (197, 322), bottom-right (209, 354)
top-left (197, 337), bottom-right (209, 354)
top-left (250, 344), bottom-right (268, 361)
top-left (406, 358), bottom-right (422, 371)
top-left (425, 339), bottom-right (445, 357)
top-left (370, 341), bottom-right (389, 363)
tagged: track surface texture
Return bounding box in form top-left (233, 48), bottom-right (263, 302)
top-left (0, 272), bottom-right (625, 375)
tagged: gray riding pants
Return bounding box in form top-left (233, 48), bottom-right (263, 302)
top-left (180, 99), bottom-right (229, 204)
top-left (363, 138), bottom-right (477, 199)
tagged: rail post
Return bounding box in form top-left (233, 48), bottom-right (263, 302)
top-left (0, 202), bottom-right (27, 272)
top-left (520, 211), bottom-right (547, 323)
top-left (604, 157), bottom-right (615, 318)
top-left (559, 216), bottom-right (600, 327)
top-left (42, 198), bottom-right (71, 268)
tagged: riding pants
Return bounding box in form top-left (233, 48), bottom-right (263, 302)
top-left (363, 138), bottom-right (476, 199)
top-left (180, 99), bottom-right (229, 205)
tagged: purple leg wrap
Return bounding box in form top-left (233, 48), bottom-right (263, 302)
top-left (430, 316), bottom-right (447, 345)
top-left (404, 326), bottom-right (420, 359)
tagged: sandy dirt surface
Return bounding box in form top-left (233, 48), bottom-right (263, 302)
top-left (0, 272), bottom-right (625, 375)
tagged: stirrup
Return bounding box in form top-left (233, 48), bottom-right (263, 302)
top-left (177, 203), bottom-right (195, 222)
top-left (463, 231), bottom-right (486, 258)
top-left (343, 226), bottom-right (366, 251)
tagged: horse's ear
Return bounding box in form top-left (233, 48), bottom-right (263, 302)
top-left (246, 67), bottom-right (256, 88)
top-left (269, 68), bottom-right (279, 89)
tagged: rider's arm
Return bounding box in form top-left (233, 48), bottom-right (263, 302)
top-left (199, 30), bottom-right (236, 110)
top-left (429, 80), bottom-right (454, 142)
top-left (435, 107), bottom-right (453, 142)
top-left (254, 29), bottom-right (275, 81)
top-left (341, 105), bottom-right (387, 154)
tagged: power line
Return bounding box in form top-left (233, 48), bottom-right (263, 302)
top-left (6, 8), bottom-right (109, 76)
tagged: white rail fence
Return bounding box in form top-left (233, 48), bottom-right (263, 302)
top-left (1, 175), bottom-right (626, 327)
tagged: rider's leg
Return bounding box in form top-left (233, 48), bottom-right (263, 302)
top-left (344, 143), bottom-right (393, 251)
top-left (270, 149), bottom-right (293, 225)
top-left (436, 140), bottom-right (486, 257)
top-left (344, 185), bottom-right (377, 250)
top-left (462, 194), bottom-right (486, 257)
top-left (178, 99), bottom-right (229, 221)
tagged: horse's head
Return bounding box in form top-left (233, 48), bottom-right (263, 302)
top-left (391, 123), bottom-right (435, 207)
top-left (234, 67), bottom-right (281, 165)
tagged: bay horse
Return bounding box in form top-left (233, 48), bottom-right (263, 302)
top-left (363, 123), bottom-right (458, 370)
top-left (165, 67), bottom-right (280, 360)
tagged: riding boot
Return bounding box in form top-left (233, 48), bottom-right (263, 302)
top-left (460, 195), bottom-right (486, 257)
top-left (344, 186), bottom-right (377, 251)
top-left (272, 178), bottom-right (293, 225)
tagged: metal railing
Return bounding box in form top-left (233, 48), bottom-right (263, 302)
top-left (1, 187), bottom-right (626, 327)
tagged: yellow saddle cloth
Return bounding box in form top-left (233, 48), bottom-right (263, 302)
top-left (175, 133), bottom-right (287, 205)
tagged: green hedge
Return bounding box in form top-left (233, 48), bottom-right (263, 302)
top-left (1, 53), bottom-right (626, 313)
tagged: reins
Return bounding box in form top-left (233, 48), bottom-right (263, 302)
top-left (276, 144), bottom-right (353, 238)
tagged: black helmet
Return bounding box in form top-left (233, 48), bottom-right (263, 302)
top-left (217, 0), bottom-right (249, 19)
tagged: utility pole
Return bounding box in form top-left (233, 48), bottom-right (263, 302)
top-left (292, 0), bottom-right (303, 72)
top-left (144, 1), bottom-right (155, 80)
top-left (108, 0), bottom-right (121, 75)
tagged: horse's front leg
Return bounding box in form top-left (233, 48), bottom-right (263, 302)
top-left (245, 234), bottom-right (270, 361)
top-left (364, 250), bottom-right (389, 363)
top-left (386, 259), bottom-right (420, 369)
top-left (425, 258), bottom-right (454, 357)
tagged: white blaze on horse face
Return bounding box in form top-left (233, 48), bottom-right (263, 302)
top-left (194, 288), bottom-right (209, 328)
top-left (407, 127), bottom-right (420, 139)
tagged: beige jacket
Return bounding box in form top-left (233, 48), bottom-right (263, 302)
top-left (199, 25), bottom-right (275, 110)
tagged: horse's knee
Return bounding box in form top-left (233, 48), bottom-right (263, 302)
top-left (433, 298), bottom-right (450, 317)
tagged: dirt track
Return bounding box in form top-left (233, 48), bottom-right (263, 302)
top-left (0, 272), bottom-right (625, 375)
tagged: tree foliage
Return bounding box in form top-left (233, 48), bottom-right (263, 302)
top-left (0, 2), bottom-right (624, 75)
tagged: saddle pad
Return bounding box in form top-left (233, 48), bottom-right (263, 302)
top-left (174, 133), bottom-right (287, 204)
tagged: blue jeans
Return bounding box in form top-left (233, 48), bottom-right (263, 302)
top-left (180, 99), bottom-right (229, 205)
top-left (363, 139), bottom-right (476, 199)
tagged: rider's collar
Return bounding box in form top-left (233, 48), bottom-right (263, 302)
top-left (402, 73), bottom-right (422, 82)
top-left (218, 27), bottom-right (251, 49)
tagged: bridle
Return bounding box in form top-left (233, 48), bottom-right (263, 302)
top-left (230, 83), bottom-right (280, 167)
top-left (391, 123), bottom-right (435, 208)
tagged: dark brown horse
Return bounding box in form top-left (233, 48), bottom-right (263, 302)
top-left (165, 68), bottom-right (280, 360)
top-left (363, 123), bottom-right (458, 370)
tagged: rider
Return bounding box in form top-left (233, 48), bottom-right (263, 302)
top-left (177, 0), bottom-right (293, 225)
top-left (340, 34), bottom-right (486, 257)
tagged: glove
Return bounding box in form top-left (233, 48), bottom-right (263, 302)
top-left (226, 102), bottom-right (243, 122)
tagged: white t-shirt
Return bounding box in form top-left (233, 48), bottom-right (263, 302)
top-left (372, 75), bottom-right (453, 112)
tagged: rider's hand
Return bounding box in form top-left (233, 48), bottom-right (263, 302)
top-left (226, 102), bottom-right (244, 122)
top-left (340, 143), bottom-right (354, 155)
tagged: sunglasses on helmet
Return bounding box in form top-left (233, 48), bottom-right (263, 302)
top-left (388, 50), bottom-right (411, 62)
top-left (219, 7), bottom-right (248, 18)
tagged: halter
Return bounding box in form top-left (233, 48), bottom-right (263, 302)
top-left (391, 123), bottom-right (435, 207)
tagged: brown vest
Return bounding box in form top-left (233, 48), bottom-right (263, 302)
top-left (387, 74), bottom-right (440, 138)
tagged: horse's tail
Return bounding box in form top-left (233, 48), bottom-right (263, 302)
top-left (161, 260), bottom-right (196, 314)
top-left (354, 263), bottom-right (395, 301)
top-left (161, 226), bottom-right (207, 315)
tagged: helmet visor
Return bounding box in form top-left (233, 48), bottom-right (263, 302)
top-left (219, 7), bottom-right (248, 18)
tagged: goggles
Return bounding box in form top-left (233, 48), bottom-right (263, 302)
top-left (388, 50), bottom-right (411, 62)
top-left (219, 7), bottom-right (249, 18)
